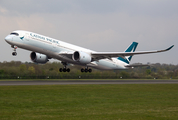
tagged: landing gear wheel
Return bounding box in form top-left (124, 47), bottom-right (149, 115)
top-left (85, 68), bottom-right (88, 73)
top-left (59, 68), bottom-right (63, 72)
top-left (63, 68), bottom-right (66, 72)
top-left (12, 52), bottom-right (17, 56)
top-left (88, 69), bottom-right (92, 73)
top-left (59, 68), bottom-right (70, 72)
top-left (12, 46), bottom-right (17, 56)
top-left (81, 68), bottom-right (84, 73)
top-left (81, 67), bottom-right (92, 73)
top-left (59, 62), bottom-right (70, 72)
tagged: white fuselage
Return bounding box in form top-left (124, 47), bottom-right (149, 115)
top-left (5, 30), bottom-right (128, 70)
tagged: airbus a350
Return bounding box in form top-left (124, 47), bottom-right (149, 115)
top-left (5, 30), bottom-right (174, 73)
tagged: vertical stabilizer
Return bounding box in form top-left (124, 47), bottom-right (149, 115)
top-left (117, 42), bottom-right (138, 64)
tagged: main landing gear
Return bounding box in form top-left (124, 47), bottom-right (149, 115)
top-left (12, 46), bottom-right (17, 56)
top-left (81, 67), bottom-right (92, 73)
top-left (59, 62), bottom-right (70, 72)
top-left (59, 67), bottom-right (70, 72)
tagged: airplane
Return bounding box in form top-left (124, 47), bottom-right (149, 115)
top-left (5, 30), bottom-right (174, 73)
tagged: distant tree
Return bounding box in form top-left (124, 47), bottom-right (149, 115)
top-left (19, 64), bottom-right (27, 72)
top-left (168, 71), bottom-right (174, 79)
top-left (0, 70), bottom-right (4, 75)
top-left (130, 72), bottom-right (139, 79)
top-left (119, 71), bottom-right (130, 79)
top-left (0, 61), bottom-right (178, 79)
top-left (28, 66), bottom-right (35, 74)
top-left (146, 69), bottom-right (151, 75)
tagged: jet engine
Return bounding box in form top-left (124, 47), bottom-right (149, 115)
top-left (30, 52), bottom-right (49, 64)
top-left (72, 51), bottom-right (92, 64)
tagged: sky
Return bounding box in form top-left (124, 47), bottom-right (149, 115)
top-left (0, 0), bottom-right (178, 64)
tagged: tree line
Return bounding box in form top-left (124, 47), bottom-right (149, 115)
top-left (0, 61), bottom-right (178, 79)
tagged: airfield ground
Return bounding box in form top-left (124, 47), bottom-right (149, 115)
top-left (0, 80), bottom-right (178, 120)
top-left (1, 79), bottom-right (178, 85)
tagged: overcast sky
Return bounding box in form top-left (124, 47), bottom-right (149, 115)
top-left (0, 0), bottom-right (177, 64)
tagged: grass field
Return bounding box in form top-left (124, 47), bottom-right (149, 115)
top-left (0, 84), bottom-right (178, 120)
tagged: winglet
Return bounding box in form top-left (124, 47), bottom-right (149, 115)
top-left (166, 45), bottom-right (174, 51)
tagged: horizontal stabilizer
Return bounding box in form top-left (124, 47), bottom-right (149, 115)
top-left (125, 64), bottom-right (151, 68)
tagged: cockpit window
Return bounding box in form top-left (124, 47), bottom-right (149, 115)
top-left (10, 32), bottom-right (19, 36)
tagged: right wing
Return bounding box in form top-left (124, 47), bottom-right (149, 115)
top-left (57, 45), bottom-right (174, 63)
top-left (91, 45), bottom-right (174, 61)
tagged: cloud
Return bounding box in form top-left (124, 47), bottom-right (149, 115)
top-left (1, 0), bottom-right (178, 17)
top-left (0, 0), bottom-right (119, 15)
top-left (119, 0), bottom-right (178, 17)
top-left (0, 6), bottom-right (8, 14)
top-left (0, 14), bottom-right (56, 62)
top-left (0, 0), bottom-right (177, 64)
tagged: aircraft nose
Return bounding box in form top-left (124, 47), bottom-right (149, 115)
top-left (5, 35), bottom-right (12, 42)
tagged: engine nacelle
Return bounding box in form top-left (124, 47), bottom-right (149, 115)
top-left (30, 52), bottom-right (48, 64)
top-left (72, 51), bottom-right (92, 64)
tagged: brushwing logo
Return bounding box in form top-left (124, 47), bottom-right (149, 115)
top-left (117, 42), bottom-right (138, 64)
top-left (20, 36), bottom-right (24, 40)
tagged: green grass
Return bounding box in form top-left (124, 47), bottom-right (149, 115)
top-left (0, 79), bottom-right (176, 81)
top-left (0, 84), bottom-right (178, 120)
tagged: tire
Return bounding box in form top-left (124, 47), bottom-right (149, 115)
top-left (63, 68), bottom-right (66, 72)
top-left (59, 68), bottom-right (63, 72)
top-left (88, 69), bottom-right (92, 73)
top-left (12, 52), bottom-right (17, 56)
top-left (85, 69), bottom-right (88, 73)
top-left (81, 68), bottom-right (84, 72)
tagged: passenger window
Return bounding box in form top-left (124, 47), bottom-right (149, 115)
top-left (10, 32), bottom-right (19, 36)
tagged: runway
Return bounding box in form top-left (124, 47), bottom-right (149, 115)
top-left (0, 80), bottom-right (178, 86)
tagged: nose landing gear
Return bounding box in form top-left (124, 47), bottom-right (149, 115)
top-left (12, 46), bottom-right (17, 56)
